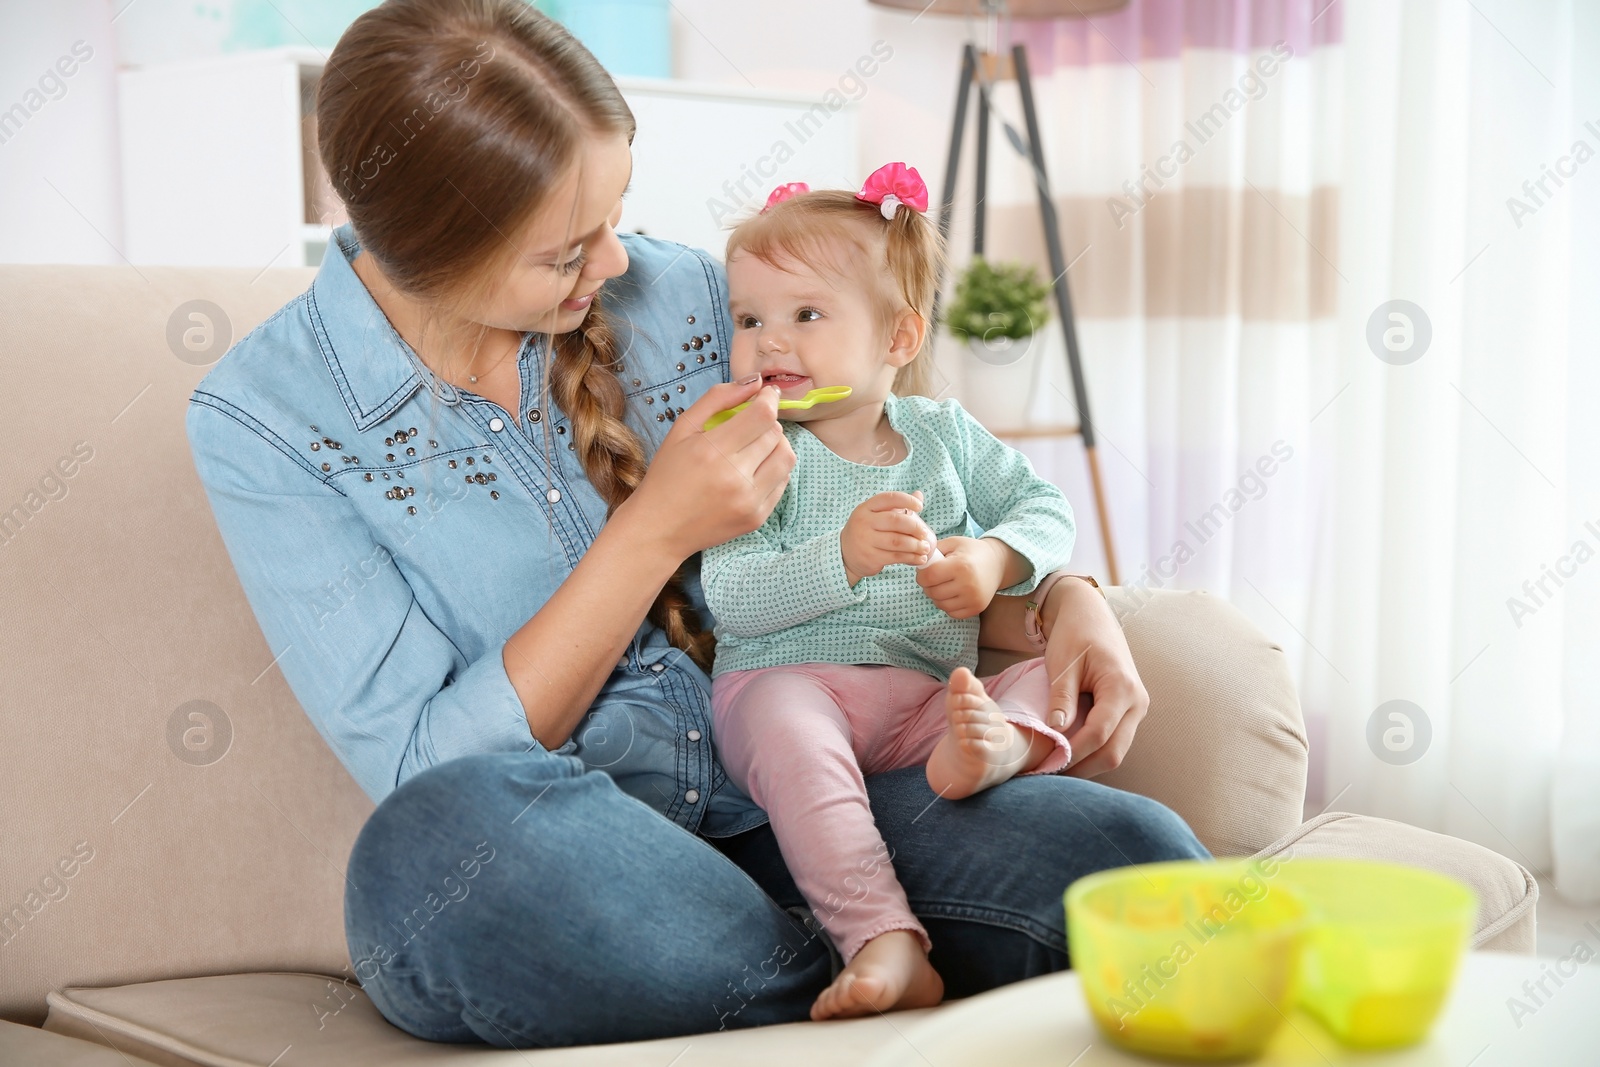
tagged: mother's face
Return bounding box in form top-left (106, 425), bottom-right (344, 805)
top-left (474, 130), bottom-right (634, 337)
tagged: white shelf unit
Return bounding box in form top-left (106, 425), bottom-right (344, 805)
top-left (119, 48), bottom-right (327, 269)
top-left (117, 48), bottom-right (858, 268)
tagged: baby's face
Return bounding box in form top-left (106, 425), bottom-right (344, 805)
top-left (726, 244), bottom-right (895, 423)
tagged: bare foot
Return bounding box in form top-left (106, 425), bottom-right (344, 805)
top-left (810, 929), bottom-right (944, 1021)
top-left (925, 667), bottom-right (1055, 800)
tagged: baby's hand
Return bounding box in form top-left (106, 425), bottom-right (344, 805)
top-left (840, 491), bottom-right (936, 586)
top-left (914, 536), bottom-right (1006, 619)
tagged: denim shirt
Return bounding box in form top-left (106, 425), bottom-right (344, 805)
top-left (186, 222), bottom-right (768, 838)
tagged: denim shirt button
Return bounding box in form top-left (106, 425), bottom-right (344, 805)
top-left (546, 488), bottom-right (561, 503)
top-left (687, 729), bottom-right (702, 741)
top-left (650, 662), bottom-right (665, 672)
top-left (489, 417), bottom-right (505, 432)
top-left (684, 789), bottom-right (699, 803)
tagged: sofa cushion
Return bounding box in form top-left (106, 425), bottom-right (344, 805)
top-left (1096, 587), bottom-right (1309, 857)
top-left (43, 972), bottom-right (923, 1067)
top-left (0, 266), bottom-right (370, 1027)
top-left (1254, 811), bottom-right (1539, 953)
top-left (973, 587), bottom-right (1309, 858)
top-left (0, 1018), bottom-right (164, 1067)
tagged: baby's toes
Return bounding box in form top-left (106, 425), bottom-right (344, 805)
top-left (946, 670), bottom-right (990, 708)
top-left (950, 706), bottom-right (995, 733)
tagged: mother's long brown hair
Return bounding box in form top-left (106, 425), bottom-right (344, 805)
top-left (317, 0), bottom-right (715, 673)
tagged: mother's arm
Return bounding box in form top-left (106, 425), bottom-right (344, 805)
top-left (186, 398), bottom-right (560, 804)
top-left (977, 572), bottom-right (1149, 777)
top-left (186, 376), bottom-right (784, 804)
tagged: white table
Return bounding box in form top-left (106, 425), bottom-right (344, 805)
top-left (862, 951), bottom-right (1599, 1066)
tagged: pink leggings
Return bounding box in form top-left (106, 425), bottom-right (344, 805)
top-left (710, 658), bottom-right (1072, 964)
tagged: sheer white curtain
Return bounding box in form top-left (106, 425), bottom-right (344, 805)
top-left (1312, 0), bottom-right (1598, 903)
top-left (933, 0), bottom-right (1596, 902)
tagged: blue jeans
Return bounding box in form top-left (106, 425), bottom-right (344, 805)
top-left (343, 750), bottom-right (1209, 1048)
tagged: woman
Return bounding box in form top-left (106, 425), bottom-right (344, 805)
top-left (186, 0), bottom-right (1208, 1049)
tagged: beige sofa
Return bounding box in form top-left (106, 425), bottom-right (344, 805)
top-left (0, 265), bottom-right (1538, 1066)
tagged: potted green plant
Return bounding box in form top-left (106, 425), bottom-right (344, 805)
top-left (944, 256), bottom-right (1052, 365)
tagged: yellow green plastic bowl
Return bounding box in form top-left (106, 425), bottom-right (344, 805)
top-left (1273, 857), bottom-right (1476, 1049)
top-left (1064, 859), bottom-right (1311, 1061)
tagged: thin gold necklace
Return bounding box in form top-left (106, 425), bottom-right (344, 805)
top-left (463, 335), bottom-right (518, 384)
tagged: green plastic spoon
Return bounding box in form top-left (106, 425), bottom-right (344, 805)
top-left (702, 384), bottom-right (853, 430)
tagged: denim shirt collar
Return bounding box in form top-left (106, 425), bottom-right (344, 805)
top-left (306, 223), bottom-right (430, 433)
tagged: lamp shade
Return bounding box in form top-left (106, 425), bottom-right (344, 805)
top-left (867, 0), bottom-right (1128, 17)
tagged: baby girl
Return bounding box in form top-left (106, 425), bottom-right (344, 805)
top-left (701, 164), bottom-right (1081, 1021)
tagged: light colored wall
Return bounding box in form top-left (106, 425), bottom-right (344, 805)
top-left (669, 0), bottom-right (978, 189)
top-left (0, 0), bottom-right (123, 265)
top-left (0, 0), bottom-right (981, 265)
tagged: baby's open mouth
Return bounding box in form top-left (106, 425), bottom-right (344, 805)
top-left (763, 372), bottom-right (811, 390)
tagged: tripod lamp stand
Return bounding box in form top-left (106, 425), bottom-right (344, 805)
top-left (870, 0), bottom-right (1127, 585)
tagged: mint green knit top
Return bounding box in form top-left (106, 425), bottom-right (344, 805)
top-left (701, 392), bottom-right (1076, 683)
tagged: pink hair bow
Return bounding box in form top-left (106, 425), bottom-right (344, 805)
top-left (856, 162), bottom-right (928, 220)
top-left (762, 182), bottom-right (810, 212)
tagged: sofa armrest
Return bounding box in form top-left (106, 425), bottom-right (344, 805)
top-left (0, 1019), bottom-right (164, 1066)
top-left (978, 587), bottom-right (1307, 857)
top-left (1252, 812), bottom-right (1540, 953)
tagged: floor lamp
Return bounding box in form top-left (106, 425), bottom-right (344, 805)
top-left (870, 0), bottom-right (1127, 585)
